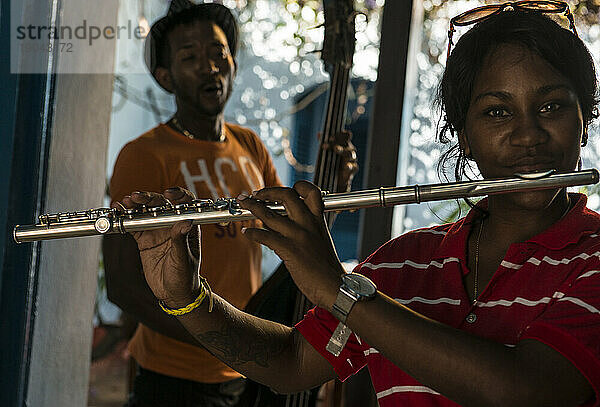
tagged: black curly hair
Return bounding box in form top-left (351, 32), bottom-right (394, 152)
top-left (435, 11), bottom-right (598, 182)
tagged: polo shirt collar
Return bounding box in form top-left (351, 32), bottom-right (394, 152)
top-left (528, 193), bottom-right (599, 250)
top-left (434, 193), bottom-right (598, 261)
top-left (434, 202), bottom-right (478, 262)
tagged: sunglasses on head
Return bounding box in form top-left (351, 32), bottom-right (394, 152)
top-left (447, 1), bottom-right (579, 59)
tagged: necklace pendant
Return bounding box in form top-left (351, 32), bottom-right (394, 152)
top-left (172, 116), bottom-right (226, 142)
top-left (466, 312), bottom-right (477, 324)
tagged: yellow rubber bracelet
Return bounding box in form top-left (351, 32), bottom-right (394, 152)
top-left (159, 288), bottom-right (206, 316)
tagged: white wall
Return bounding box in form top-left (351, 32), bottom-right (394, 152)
top-left (25, 0), bottom-right (118, 405)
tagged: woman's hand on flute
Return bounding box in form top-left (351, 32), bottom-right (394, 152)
top-left (114, 188), bottom-right (200, 308)
top-left (238, 181), bottom-right (346, 310)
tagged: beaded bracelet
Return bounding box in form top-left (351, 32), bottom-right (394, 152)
top-left (158, 277), bottom-right (214, 315)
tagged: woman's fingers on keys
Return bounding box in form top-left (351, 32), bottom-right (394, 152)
top-left (237, 189), bottom-right (297, 233)
top-left (249, 187), bottom-right (316, 229)
top-left (293, 181), bottom-right (325, 218)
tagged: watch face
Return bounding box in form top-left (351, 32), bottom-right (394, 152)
top-left (342, 273), bottom-right (377, 298)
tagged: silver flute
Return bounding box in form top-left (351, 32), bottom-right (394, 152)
top-left (13, 169), bottom-right (599, 244)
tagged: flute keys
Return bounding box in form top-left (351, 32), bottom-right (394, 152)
top-left (228, 201), bottom-right (242, 216)
top-left (150, 207), bottom-right (162, 217)
top-left (38, 214), bottom-right (50, 226)
top-left (214, 199), bottom-right (229, 210)
top-left (191, 199), bottom-right (213, 212)
top-left (91, 208), bottom-right (112, 218)
top-left (94, 217), bottom-right (112, 234)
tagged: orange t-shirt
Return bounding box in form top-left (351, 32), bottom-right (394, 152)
top-left (110, 122), bottom-right (281, 383)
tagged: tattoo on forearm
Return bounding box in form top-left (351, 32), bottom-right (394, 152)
top-left (195, 325), bottom-right (288, 368)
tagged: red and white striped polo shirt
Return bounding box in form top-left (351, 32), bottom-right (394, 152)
top-left (296, 193), bottom-right (600, 406)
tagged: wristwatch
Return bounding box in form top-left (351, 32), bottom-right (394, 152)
top-left (330, 273), bottom-right (377, 324)
top-left (326, 273), bottom-right (377, 357)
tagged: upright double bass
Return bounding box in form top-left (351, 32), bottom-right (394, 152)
top-left (242, 1), bottom-right (356, 406)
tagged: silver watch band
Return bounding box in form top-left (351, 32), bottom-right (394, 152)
top-left (330, 288), bottom-right (357, 324)
top-left (325, 322), bottom-right (352, 357)
top-left (326, 273), bottom-right (376, 357)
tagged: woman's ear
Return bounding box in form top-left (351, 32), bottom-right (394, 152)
top-left (155, 67), bottom-right (174, 93)
top-left (458, 130), bottom-right (472, 159)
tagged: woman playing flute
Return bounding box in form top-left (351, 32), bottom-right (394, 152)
top-left (119, 4), bottom-right (600, 406)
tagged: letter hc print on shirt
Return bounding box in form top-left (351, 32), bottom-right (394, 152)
top-left (180, 156), bottom-right (265, 200)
